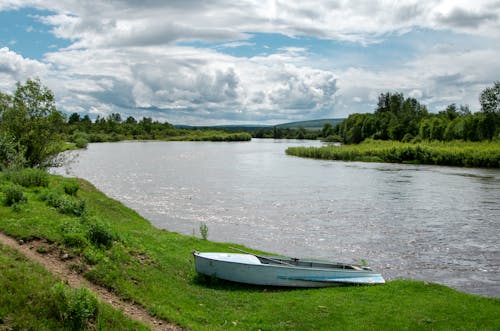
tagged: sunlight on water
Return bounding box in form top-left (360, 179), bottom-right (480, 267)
top-left (52, 139), bottom-right (500, 297)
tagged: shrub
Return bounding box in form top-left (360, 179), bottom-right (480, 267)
top-left (2, 184), bottom-right (27, 206)
top-left (82, 247), bottom-right (104, 265)
top-left (10, 202), bottom-right (24, 212)
top-left (60, 221), bottom-right (88, 248)
top-left (74, 137), bottom-right (88, 149)
top-left (70, 131), bottom-right (89, 149)
top-left (51, 283), bottom-right (98, 330)
top-left (5, 168), bottom-right (49, 187)
top-left (199, 222), bottom-right (209, 240)
top-left (41, 190), bottom-right (86, 216)
top-left (63, 181), bottom-right (80, 196)
top-left (87, 219), bottom-right (116, 249)
top-left (0, 132), bottom-right (26, 170)
top-left (58, 197), bottom-right (86, 217)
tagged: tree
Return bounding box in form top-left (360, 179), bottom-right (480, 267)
top-left (0, 78), bottom-right (65, 168)
top-left (68, 112), bottom-right (81, 125)
top-left (139, 117), bottom-right (153, 134)
top-left (80, 115), bottom-right (92, 132)
top-left (125, 116), bottom-right (137, 124)
top-left (320, 123), bottom-right (332, 138)
top-left (0, 132), bottom-right (26, 170)
top-left (479, 81), bottom-right (500, 113)
top-left (440, 104), bottom-right (459, 120)
top-left (296, 127), bottom-right (306, 139)
top-left (272, 126), bottom-right (283, 139)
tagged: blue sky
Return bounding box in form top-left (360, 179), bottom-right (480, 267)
top-left (0, 1), bottom-right (499, 125)
top-left (0, 8), bottom-right (70, 59)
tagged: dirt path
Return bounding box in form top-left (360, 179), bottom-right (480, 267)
top-left (0, 231), bottom-right (182, 331)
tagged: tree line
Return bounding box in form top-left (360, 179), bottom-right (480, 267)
top-left (1, 78), bottom-right (498, 169)
top-left (0, 79), bottom-right (250, 170)
top-left (332, 82), bottom-right (499, 144)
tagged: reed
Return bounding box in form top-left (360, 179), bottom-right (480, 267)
top-left (286, 140), bottom-right (500, 168)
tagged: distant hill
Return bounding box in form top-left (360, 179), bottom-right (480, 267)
top-left (276, 118), bottom-right (344, 130)
top-left (174, 118), bottom-right (345, 131)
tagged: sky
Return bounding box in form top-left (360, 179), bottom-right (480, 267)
top-left (0, 1), bottom-right (499, 125)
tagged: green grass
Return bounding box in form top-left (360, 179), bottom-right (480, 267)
top-left (0, 244), bottom-right (148, 330)
top-left (0, 171), bottom-right (499, 330)
top-left (286, 139), bottom-right (500, 168)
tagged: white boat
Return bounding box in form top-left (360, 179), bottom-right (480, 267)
top-left (193, 251), bottom-right (385, 287)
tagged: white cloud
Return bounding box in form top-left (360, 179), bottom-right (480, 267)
top-left (39, 45), bottom-right (338, 123)
top-left (0, 1), bottom-right (499, 123)
top-left (332, 45), bottom-right (500, 117)
top-left (0, 47), bottom-right (47, 91)
top-left (7, 1), bottom-right (500, 46)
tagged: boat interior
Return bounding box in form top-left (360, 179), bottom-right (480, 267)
top-left (256, 256), bottom-right (372, 271)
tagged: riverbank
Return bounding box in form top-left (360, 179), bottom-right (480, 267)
top-left (1, 169), bottom-right (499, 330)
top-left (286, 139), bottom-right (500, 168)
top-left (68, 130), bottom-right (251, 148)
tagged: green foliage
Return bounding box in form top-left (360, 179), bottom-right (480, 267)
top-left (0, 78), bottom-right (66, 168)
top-left (70, 131), bottom-right (90, 148)
top-left (60, 220), bottom-right (89, 248)
top-left (82, 246), bottom-right (105, 265)
top-left (0, 246), bottom-right (147, 330)
top-left (63, 181), bottom-right (80, 196)
top-left (2, 183), bottom-right (27, 206)
top-left (3, 168), bottom-right (49, 187)
top-left (0, 132), bottom-right (26, 170)
top-left (335, 85), bottom-right (499, 145)
top-left (199, 222), bottom-right (209, 240)
top-left (87, 218), bottom-right (117, 248)
top-left (286, 140), bottom-right (500, 168)
top-left (66, 113), bottom-right (253, 143)
top-left (51, 283), bottom-right (98, 330)
top-left (480, 81), bottom-right (500, 113)
top-left (41, 190), bottom-right (86, 216)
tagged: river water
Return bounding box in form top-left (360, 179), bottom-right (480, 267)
top-left (52, 139), bottom-right (500, 297)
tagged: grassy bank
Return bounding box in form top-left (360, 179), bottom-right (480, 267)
top-left (286, 139), bottom-right (500, 168)
top-left (69, 130), bottom-right (252, 147)
top-left (0, 244), bottom-right (148, 330)
top-left (0, 169), bottom-right (499, 330)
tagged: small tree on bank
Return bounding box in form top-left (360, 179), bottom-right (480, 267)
top-left (0, 78), bottom-right (66, 168)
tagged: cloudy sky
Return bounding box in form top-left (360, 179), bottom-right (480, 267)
top-left (0, 1), bottom-right (499, 125)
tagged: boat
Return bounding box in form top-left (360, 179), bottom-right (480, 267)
top-left (193, 251), bottom-right (385, 287)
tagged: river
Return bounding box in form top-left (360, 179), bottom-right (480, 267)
top-left (52, 139), bottom-right (500, 297)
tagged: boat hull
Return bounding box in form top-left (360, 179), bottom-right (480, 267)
top-left (193, 252), bottom-right (385, 287)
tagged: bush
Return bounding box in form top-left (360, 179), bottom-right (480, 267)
top-left (2, 184), bottom-right (27, 206)
top-left (74, 138), bottom-right (88, 149)
top-left (82, 247), bottom-right (104, 265)
top-left (70, 131), bottom-right (89, 149)
top-left (63, 181), bottom-right (80, 196)
top-left (0, 132), bottom-right (26, 170)
top-left (60, 221), bottom-right (88, 248)
top-left (41, 190), bottom-right (86, 216)
top-left (4, 168), bottom-right (49, 187)
top-left (59, 197), bottom-right (86, 217)
top-left (87, 219), bottom-right (116, 249)
top-left (51, 283), bottom-right (98, 330)
top-left (199, 222), bottom-right (208, 240)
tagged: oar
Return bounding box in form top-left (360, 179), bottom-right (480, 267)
top-left (229, 247), bottom-right (295, 266)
